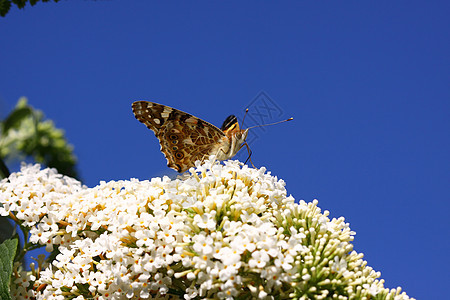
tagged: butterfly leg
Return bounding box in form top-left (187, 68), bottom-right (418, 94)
top-left (242, 142), bottom-right (256, 169)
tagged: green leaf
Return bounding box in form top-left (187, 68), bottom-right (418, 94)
top-left (11, 0), bottom-right (26, 9)
top-left (1, 107), bottom-right (34, 135)
top-left (0, 0), bottom-right (11, 17)
top-left (0, 217), bottom-right (14, 244)
top-left (1, 0), bottom-right (61, 17)
top-left (0, 238), bottom-right (18, 300)
top-left (0, 156), bottom-right (10, 179)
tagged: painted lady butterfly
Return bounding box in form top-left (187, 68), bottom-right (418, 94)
top-left (132, 101), bottom-right (292, 172)
top-left (132, 101), bottom-right (250, 172)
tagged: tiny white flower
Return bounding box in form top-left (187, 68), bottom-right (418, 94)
top-left (363, 282), bottom-right (381, 296)
top-left (192, 232), bottom-right (214, 255)
top-left (248, 250), bottom-right (270, 269)
top-left (193, 212), bottom-right (217, 230)
top-left (332, 255), bottom-right (348, 273)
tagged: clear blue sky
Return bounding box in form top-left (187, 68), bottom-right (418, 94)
top-left (1, 1), bottom-right (449, 299)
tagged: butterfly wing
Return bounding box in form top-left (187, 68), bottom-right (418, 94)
top-left (132, 101), bottom-right (227, 172)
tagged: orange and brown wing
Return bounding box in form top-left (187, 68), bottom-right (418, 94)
top-left (132, 101), bottom-right (226, 172)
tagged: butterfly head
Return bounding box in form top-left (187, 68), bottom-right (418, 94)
top-left (220, 114), bottom-right (249, 162)
top-left (220, 112), bottom-right (293, 163)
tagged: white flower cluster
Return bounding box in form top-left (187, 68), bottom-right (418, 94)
top-left (0, 158), bottom-right (414, 300)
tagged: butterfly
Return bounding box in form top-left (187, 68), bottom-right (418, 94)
top-left (132, 101), bottom-right (251, 172)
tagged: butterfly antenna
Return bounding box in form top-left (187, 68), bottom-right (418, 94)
top-left (246, 117), bottom-right (293, 130)
top-left (241, 108), bottom-right (249, 127)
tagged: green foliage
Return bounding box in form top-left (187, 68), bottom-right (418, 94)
top-left (0, 238), bottom-right (18, 300)
top-left (0, 217), bottom-right (14, 244)
top-left (0, 0), bottom-right (60, 17)
top-left (0, 157), bottom-right (10, 179)
top-left (0, 97), bottom-right (79, 179)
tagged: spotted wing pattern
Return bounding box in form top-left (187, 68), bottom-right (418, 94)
top-left (132, 101), bottom-right (228, 172)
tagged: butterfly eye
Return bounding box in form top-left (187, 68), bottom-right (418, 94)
top-left (175, 152), bottom-right (184, 159)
